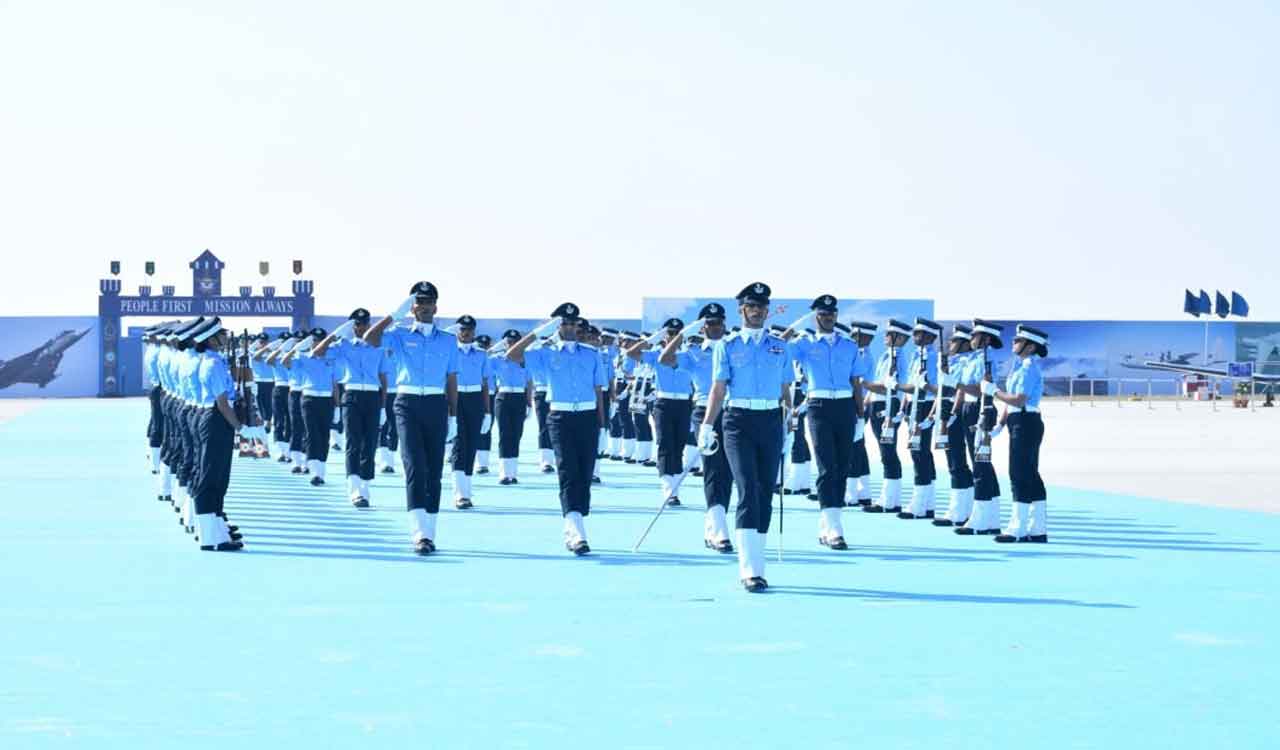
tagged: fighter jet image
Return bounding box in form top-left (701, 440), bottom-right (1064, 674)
top-left (0, 328), bottom-right (92, 390)
top-left (1239, 331), bottom-right (1280, 361)
top-left (1120, 350), bottom-right (1223, 371)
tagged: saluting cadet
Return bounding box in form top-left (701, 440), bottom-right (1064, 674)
top-left (313, 308), bottom-right (386, 508)
top-left (507, 303), bottom-right (608, 556)
top-left (268, 330), bottom-right (310, 473)
top-left (955, 319), bottom-right (1004, 535)
top-left (985, 324), bottom-right (1049, 543)
top-left (662, 303), bottom-right (735, 552)
top-left (258, 332), bottom-right (293, 463)
top-left (627, 318), bottom-right (696, 506)
top-left (697, 282), bottom-right (792, 593)
top-left (526, 336), bottom-right (556, 474)
top-left (599, 329), bottom-right (623, 458)
top-left (629, 346), bottom-right (657, 466)
top-left (934, 324), bottom-right (976, 527)
top-left (448, 315), bottom-right (492, 510)
top-left (844, 321), bottom-right (877, 507)
top-left (782, 295), bottom-right (860, 549)
top-left (491, 329), bottom-right (531, 484)
top-left (863, 319), bottom-right (913, 513)
top-left (473, 334), bottom-right (495, 475)
top-left (190, 317), bottom-right (245, 551)
top-left (578, 322), bottom-right (610, 485)
top-left (610, 332), bottom-right (641, 461)
top-left (284, 328), bottom-right (337, 486)
top-left (899, 318), bottom-right (942, 520)
top-left (365, 282), bottom-right (460, 555)
top-left (783, 356), bottom-right (813, 497)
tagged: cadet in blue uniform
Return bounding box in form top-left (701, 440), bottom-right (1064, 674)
top-left (314, 308), bottom-right (386, 508)
top-left (662, 303), bottom-right (735, 552)
top-left (526, 335), bottom-right (556, 473)
top-left (448, 315), bottom-right (492, 509)
top-left (900, 318), bottom-right (942, 520)
top-left (365, 282), bottom-right (460, 555)
top-left (248, 333), bottom-right (274, 454)
top-left (376, 349), bottom-right (398, 474)
top-left (844, 322), bottom-right (876, 507)
top-left (267, 330), bottom-right (309, 473)
top-left (175, 320), bottom-right (205, 531)
top-left (629, 346), bottom-right (657, 466)
top-left (190, 318), bottom-right (245, 551)
top-left (934, 324), bottom-right (976, 527)
top-left (697, 283), bottom-right (792, 592)
top-left (473, 333), bottom-right (495, 474)
top-left (986, 324), bottom-right (1049, 543)
top-left (507, 303), bottom-right (608, 555)
top-left (782, 295), bottom-right (860, 549)
top-left (143, 326), bottom-right (166, 476)
top-left (627, 318), bottom-right (695, 506)
top-left (611, 333), bottom-right (640, 461)
top-left (783, 355), bottom-right (812, 496)
top-left (955, 319), bottom-right (1004, 535)
top-left (863, 319), bottom-right (912, 513)
top-left (491, 329), bottom-right (531, 484)
top-left (284, 328), bottom-right (336, 486)
top-left (257, 332), bottom-right (293, 463)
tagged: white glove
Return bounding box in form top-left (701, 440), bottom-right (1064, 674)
top-left (446, 416), bottom-right (458, 443)
top-left (480, 414), bottom-right (492, 434)
top-left (891, 411), bottom-right (903, 425)
top-left (379, 409), bottom-right (387, 427)
top-left (532, 317), bottom-right (561, 337)
top-left (989, 423), bottom-right (1004, 439)
top-left (789, 310), bottom-right (816, 330)
top-left (697, 423), bottom-right (718, 454)
top-left (853, 419), bottom-right (864, 442)
top-left (945, 414), bottom-right (957, 430)
top-left (644, 329), bottom-right (665, 345)
top-left (608, 402), bottom-right (617, 420)
top-left (981, 380), bottom-right (998, 397)
top-left (677, 318), bottom-right (706, 339)
top-left (391, 295), bottom-right (416, 320)
top-left (918, 418), bottom-right (934, 431)
top-left (333, 320), bottom-right (355, 340)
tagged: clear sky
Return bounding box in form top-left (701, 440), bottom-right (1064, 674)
top-left (1, 1), bottom-right (1275, 321)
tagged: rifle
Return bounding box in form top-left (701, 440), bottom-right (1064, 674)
top-left (879, 341), bottom-right (899, 444)
top-left (907, 345), bottom-right (926, 451)
top-left (974, 346), bottom-right (993, 463)
top-left (933, 336), bottom-right (951, 450)
top-left (233, 330), bottom-right (258, 457)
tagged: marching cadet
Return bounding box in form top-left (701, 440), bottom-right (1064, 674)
top-left (782, 295), bottom-right (860, 549)
top-left (506, 303), bottom-right (608, 556)
top-left (283, 328), bottom-right (336, 486)
top-left (934, 324), bottom-right (976, 527)
top-left (863, 319), bottom-right (913, 513)
top-left (661, 303), bottom-right (735, 552)
top-left (985, 324), bottom-right (1049, 543)
top-left (490, 329), bottom-right (531, 484)
top-left (473, 334), bottom-right (495, 474)
top-left (365, 282), bottom-right (459, 555)
top-left (190, 317), bottom-right (244, 551)
top-left (844, 321), bottom-right (876, 507)
top-left (697, 282), bottom-right (792, 593)
top-left (899, 318), bottom-right (942, 520)
top-left (249, 333), bottom-right (275, 455)
top-left (449, 315), bottom-right (492, 509)
top-left (527, 334), bottom-right (556, 474)
top-left (627, 318), bottom-right (696, 506)
top-left (313, 308), bottom-right (386, 508)
top-left (955, 319), bottom-right (1005, 535)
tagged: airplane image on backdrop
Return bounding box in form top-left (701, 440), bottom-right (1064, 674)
top-left (1120, 351), bottom-right (1227, 372)
top-left (0, 329), bottom-right (92, 390)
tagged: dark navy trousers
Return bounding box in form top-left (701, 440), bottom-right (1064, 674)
top-left (806, 397), bottom-right (854, 509)
top-left (495, 392), bottom-right (526, 458)
top-left (548, 410), bottom-right (598, 516)
top-left (342, 390), bottom-right (380, 480)
top-left (693, 405), bottom-right (732, 510)
top-left (868, 399), bottom-right (902, 480)
top-left (395, 393), bottom-right (448, 513)
top-left (723, 407), bottom-right (783, 532)
top-left (1007, 411), bottom-right (1046, 503)
top-left (652, 398), bottom-right (691, 476)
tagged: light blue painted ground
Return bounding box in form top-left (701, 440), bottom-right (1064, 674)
top-left (1, 399), bottom-right (1277, 749)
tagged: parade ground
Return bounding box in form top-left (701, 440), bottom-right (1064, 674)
top-left (2, 398), bottom-right (1277, 749)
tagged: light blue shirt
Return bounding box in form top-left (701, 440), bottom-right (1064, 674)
top-left (873, 347), bottom-right (911, 387)
top-left (526, 341), bottom-right (550, 390)
top-left (942, 351), bottom-right (970, 388)
top-left (787, 332), bottom-right (858, 394)
top-left (710, 329), bottom-right (792, 402)
top-left (641, 349), bottom-right (693, 395)
top-left (297, 349), bottom-right (337, 393)
top-left (957, 349), bottom-right (996, 388)
top-left (157, 347), bottom-right (173, 393)
top-left (329, 338), bottom-right (385, 388)
top-left (144, 344), bottom-right (161, 388)
top-left (381, 323), bottom-right (460, 389)
top-left (249, 351), bottom-right (274, 382)
top-left (286, 345), bottom-right (307, 389)
top-left (490, 353), bottom-right (529, 390)
top-left (522, 341), bottom-right (607, 404)
top-left (1005, 356), bottom-right (1043, 408)
top-left (455, 345), bottom-right (491, 388)
top-left (197, 350), bottom-right (235, 407)
top-left (177, 349), bottom-right (201, 402)
top-left (907, 346), bottom-right (939, 401)
top-left (674, 340), bottom-right (717, 402)
top-left (853, 347), bottom-right (872, 381)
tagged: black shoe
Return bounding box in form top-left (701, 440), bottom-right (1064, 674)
top-left (806, 493), bottom-right (819, 501)
top-left (665, 496), bottom-right (681, 507)
top-left (819, 535), bottom-right (848, 550)
top-left (509, 477), bottom-right (519, 485)
top-left (643, 460), bottom-right (657, 468)
top-left (592, 476), bottom-right (602, 484)
top-left (977, 528), bottom-right (1000, 536)
top-left (498, 477), bottom-right (512, 486)
top-left (477, 467), bottom-right (489, 475)
top-left (291, 466), bottom-right (303, 474)
top-left (793, 488), bottom-right (809, 496)
top-left (381, 466), bottom-right (395, 474)
top-left (455, 497), bottom-right (473, 510)
top-left (897, 511), bottom-right (917, 519)
top-left (863, 504), bottom-right (886, 513)
top-left (567, 540), bottom-right (590, 556)
top-left (624, 458), bottom-right (636, 464)
top-left (705, 538), bottom-right (734, 554)
top-left (597, 452), bottom-right (607, 459)
top-left (303, 467), bottom-right (310, 474)
top-left (691, 468), bottom-right (703, 477)
top-left (542, 465), bottom-right (555, 474)
top-left (414, 538), bottom-right (436, 555)
top-left (226, 525), bottom-right (239, 533)
top-left (164, 495), bottom-right (173, 503)
top-left (742, 577), bottom-right (768, 593)
top-left (932, 519), bottom-right (954, 527)
top-left (609, 455), bottom-right (623, 461)
top-left (200, 541), bottom-right (243, 552)
top-left (954, 526), bottom-right (976, 535)
top-left (277, 455), bottom-right (289, 463)
top-left (151, 469), bottom-right (158, 475)
top-left (309, 476), bottom-right (324, 486)
top-left (782, 488), bottom-right (794, 495)
top-left (1028, 534), bottom-right (1048, 543)
top-left (229, 532), bottom-right (243, 542)
top-left (856, 498), bottom-right (872, 507)
top-left (924, 510), bottom-right (935, 519)
top-left (352, 498), bottom-right (370, 509)
top-left (995, 533), bottom-right (1024, 543)
top-left (156, 495), bottom-right (166, 502)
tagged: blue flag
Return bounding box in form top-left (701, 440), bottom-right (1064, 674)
top-left (1183, 289), bottom-right (1200, 317)
top-left (1215, 291), bottom-right (1230, 318)
top-left (1198, 290), bottom-right (1212, 315)
top-left (1231, 291), bottom-right (1249, 318)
